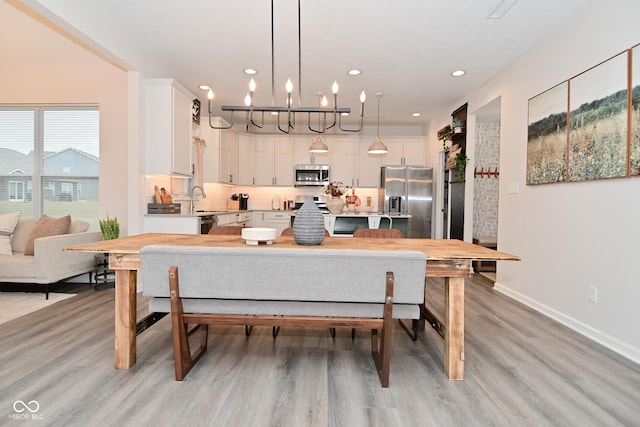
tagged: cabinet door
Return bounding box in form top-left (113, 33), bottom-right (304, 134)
top-left (144, 79), bottom-right (194, 176)
top-left (219, 128), bottom-right (238, 184)
top-left (237, 134), bottom-right (256, 185)
top-left (255, 136), bottom-right (275, 186)
top-left (264, 212), bottom-right (292, 235)
top-left (330, 138), bottom-right (356, 187)
top-left (357, 140), bottom-right (383, 188)
top-left (273, 137), bottom-right (294, 186)
top-left (200, 123), bottom-right (220, 183)
top-left (402, 137), bottom-right (425, 165)
top-left (380, 138), bottom-right (404, 165)
top-left (172, 86), bottom-right (193, 176)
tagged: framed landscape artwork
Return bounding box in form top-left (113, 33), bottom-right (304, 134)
top-left (527, 82), bottom-right (568, 185)
top-left (631, 44), bottom-right (640, 176)
top-left (568, 51), bottom-right (628, 181)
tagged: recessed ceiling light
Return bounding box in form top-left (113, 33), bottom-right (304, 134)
top-left (199, 85), bottom-right (210, 90)
top-left (347, 69), bottom-right (361, 76)
top-left (451, 70), bottom-right (466, 77)
top-left (243, 68), bottom-right (257, 75)
top-left (487, 0), bottom-right (517, 19)
top-left (412, 112), bottom-right (422, 117)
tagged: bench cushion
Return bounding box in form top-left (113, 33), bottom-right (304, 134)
top-left (141, 246), bottom-right (426, 304)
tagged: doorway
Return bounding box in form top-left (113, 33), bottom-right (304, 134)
top-left (471, 97), bottom-right (501, 281)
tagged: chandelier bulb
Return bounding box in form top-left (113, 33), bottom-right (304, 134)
top-left (207, 89), bottom-right (214, 100)
top-left (244, 93), bottom-right (252, 107)
top-left (249, 78), bottom-right (256, 92)
top-left (321, 95), bottom-right (328, 107)
top-left (332, 81), bottom-right (339, 94)
top-left (360, 90), bottom-right (366, 103)
top-left (286, 78), bottom-right (293, 94)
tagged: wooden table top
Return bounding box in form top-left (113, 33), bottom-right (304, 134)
top-left (65, 233), bottom-right (520, 262)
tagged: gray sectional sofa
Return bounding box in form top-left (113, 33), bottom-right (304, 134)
top-left (0, 218), bottom-right (103, 297)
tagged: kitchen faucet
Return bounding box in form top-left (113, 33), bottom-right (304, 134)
top-left (190, 185), bottom-right (207, 214)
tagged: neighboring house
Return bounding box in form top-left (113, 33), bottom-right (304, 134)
top-left (0, 147), bottom-right (98, 202)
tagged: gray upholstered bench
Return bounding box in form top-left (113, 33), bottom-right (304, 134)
top-left (140, 245), bottom-right (426, 387)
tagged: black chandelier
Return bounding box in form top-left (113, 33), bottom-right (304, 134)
top-left (207, 0), bottom-right (366, 134)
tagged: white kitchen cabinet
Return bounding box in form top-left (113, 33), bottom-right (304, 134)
top-left (238, 134), bottom-right (256, 185)
top-left (144, 78), bottom-right (195, 176)
top-left (263, 211), bottom-right (293, 235)
top-left (199, 121), bottom-right (220, 183)
top-left (330, 138), bottom-right (357, 187)
top-left (293, 136), bottom-right (330, 165)
top-left (357, 139), bottom-right (384, 187)
top-left (382, 137), bottom-right (426, 166)
top-left (255, 137), bottom-right (294, 186)
top-left (143, 215), bottom-right (200, 234)
top-left (220, 128), bottom-right (238, 184)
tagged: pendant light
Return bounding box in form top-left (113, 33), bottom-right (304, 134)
top-left (309, 136), bottom-right (328, 153)
top-left (368, 93), bottom-right (388, 154)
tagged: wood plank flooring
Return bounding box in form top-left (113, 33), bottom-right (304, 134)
top-left (0, 275), bottom-right (638, 426)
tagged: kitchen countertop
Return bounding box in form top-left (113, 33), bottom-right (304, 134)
top-left (144, 210), bottom-right (410, 218)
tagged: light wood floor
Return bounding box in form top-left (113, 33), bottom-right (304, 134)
top-left (0, 275), bottom-right (638, 427)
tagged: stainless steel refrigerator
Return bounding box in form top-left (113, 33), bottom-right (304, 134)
top-left (378, 166), bottom-right (433, 238)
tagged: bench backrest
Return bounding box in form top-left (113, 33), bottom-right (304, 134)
top-left (141, 245), bottom-right (426, 304)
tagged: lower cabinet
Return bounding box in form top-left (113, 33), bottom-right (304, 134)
top-left (252, 211), bottom-right (293, 235)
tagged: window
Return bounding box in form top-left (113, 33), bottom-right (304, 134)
top-left (0, 106), bottom-right (100, 230)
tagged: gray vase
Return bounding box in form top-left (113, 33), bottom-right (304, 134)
top-left (293, 197), bottom-right (325, 245)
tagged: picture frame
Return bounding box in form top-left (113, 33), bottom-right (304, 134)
top-left (631, 44), bottom-right (640, 176)
top-left (527, 82), bottom-right (569, 185)
top-left (567, 51), bottom-right (628, 181)
top-left (192, 98), bottom-right (201, 125)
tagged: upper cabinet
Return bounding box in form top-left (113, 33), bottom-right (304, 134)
top-left (293, 136), bottom-right (330, 165)
top-left (144, 79), bottom-right (195, 176)
top-left (255, 136), bottom-right (294, 186)
top-left (220, 127), bottom-right (238, 184)
top-left (237, 134), bottom-right (256, 185)
top-left (381, 137), bottom-right (426, 166)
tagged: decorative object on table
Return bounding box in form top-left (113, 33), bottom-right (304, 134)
top-left (293, 196), bottom-right (325, 245)
top-left (99, 216), bottom-right (120, 240)
top-left (345, 188), bottom-right (361, 212)
top-left (154, 185), bottom-right (162, 203)
top-left (241, 227), bottom-right (277, 245)
top-left (160, 187), bottom-right (173, 204)
top-left (323, 181), bottom-right (349, 214)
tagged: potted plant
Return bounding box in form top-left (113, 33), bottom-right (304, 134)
top-left (437, 125), bottom-right (452, 152)
top-left (453, 152), bottom-right (469, 182)
top-left (99, 215), bottom-right (120, 240)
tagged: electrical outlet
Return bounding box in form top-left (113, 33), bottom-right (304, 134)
top-left (588, 286), bottom-right (598, 303)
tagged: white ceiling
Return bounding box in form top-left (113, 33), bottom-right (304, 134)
top-left (13, 0), bottom-right (593, 130)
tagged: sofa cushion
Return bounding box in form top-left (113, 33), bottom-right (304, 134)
top-left (0, 211), bottom-right (21, 255)
top-left (11, 219), bottom-right (36, 254)
top-left (69, 220), bottom-right (90, 234)
top-left (24, 215), bottom-right (71, 256)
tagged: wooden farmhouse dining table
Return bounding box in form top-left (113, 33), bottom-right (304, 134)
top-left (65, 233), bottom-right (519, 380)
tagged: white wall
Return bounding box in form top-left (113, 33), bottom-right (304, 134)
top-left (0, 2), bottom-right (130, 233)
top-left (436, 0), bottom-right (640, 362)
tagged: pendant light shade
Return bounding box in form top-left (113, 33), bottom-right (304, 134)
top-left (309, 136), bottom-right (329, 153)
top-left (368, 93), bottom-right (388, 154)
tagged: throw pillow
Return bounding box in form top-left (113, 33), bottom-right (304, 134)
top-left (0, 211), bottom-right (21, 255)
top-left (69, 220), bottom-right (90, 234)
top-left (11, 219), bottom-right (36, 254)
top-left (24, 215), bottom-right (71, 256)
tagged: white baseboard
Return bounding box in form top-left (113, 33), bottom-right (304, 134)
top-left (493, 281), bottom-right (640, 365)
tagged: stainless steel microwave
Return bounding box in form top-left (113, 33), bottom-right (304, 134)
top-left (294, 164), bottom-right (329, 186)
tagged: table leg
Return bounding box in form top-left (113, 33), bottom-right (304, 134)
top-left (114, 269), bottom-right (137, 369)
top-left (444, 276), bottom-right (464, 380)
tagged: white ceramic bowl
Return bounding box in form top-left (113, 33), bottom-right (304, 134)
top-left (241, 227), bottom-right (277, 245)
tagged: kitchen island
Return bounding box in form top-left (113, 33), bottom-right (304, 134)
top-left (65, 233), bottom-right (519, 380)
